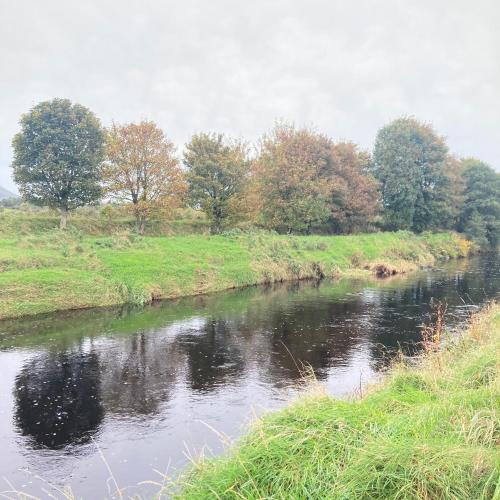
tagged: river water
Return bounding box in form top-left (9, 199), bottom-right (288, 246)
top-left (0, 254), bottom-right (498, 498)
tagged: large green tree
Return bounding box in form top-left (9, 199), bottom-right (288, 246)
top-left (12, 98), bottom-right (104, 229)
top-left (458, 158), bottom-right (500, 247)
top-left (372, 117), bottom-right (448, 232)
top-left (427, 156), bottom-right (465, 230)
top-left (183, 133), bottom-right (249, 234)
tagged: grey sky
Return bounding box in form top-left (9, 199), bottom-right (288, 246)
top-left (1, 0), bottom-right (499, 192)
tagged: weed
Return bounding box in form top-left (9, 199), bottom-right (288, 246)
top-left (421, 300), bottom-right (447, 353)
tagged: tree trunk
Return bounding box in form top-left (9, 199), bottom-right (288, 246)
top-left (137, 217), bottom-right (146, 235)
top-left (210, 220), bottom-right (221, 235)
top-left (60, 208), bottom-right (68, 230)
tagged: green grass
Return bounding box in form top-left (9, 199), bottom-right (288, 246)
top-left (175, 305), bottom-right (500, 499)
top-left (0, 225), bottom-right (472, 319)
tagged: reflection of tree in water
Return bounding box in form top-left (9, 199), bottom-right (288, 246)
top-left (173, 285), bottom-right (369, 392)
top-left (14, 349), bottom-right (103, 449)
top-left (179, 319), bottom-right (245, 391)
top-left (262, 299), bottom-right (370, 383)
top-left (364, 285), bottom-right (427, 373)
top-left (98, 331), bottom-right (180, 415)
top-left (216, 280), bottom-right (374, 385)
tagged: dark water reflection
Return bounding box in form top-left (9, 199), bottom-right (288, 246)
top-left (15, 351), bottom-right (104, 449)
top-left (0, 254), bottom-right (498, 498)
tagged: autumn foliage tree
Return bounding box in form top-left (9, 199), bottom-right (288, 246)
top-left (183, 133), bottom-right (249, 234)
top-left (323, 142), bottom-right (380, 233)
top-left (254, 124), bottom-right (380, 234)
top-left (103, 121), bottom-right (186, 234)
top-left (255, 123), bottom-right (332, 233)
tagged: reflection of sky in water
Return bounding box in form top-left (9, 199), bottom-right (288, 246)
top-left (0, 254), bottom-right (498, 498)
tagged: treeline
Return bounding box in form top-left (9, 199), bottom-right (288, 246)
top-left (10, 98), bottom-right (500, 246)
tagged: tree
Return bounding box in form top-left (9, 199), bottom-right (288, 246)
top-left (12, 98), bottom-right (104, 229)
top-left (372, 117), bottom-right (448, 232)
top-left (104, 121), bottom-right (186, 234)
top-left (427, 155), bottom-right (465, 230)
top-left (255, 123), bottom-right (332, 233)
top-left (458, 158), bottom-right (500, 247)
top-left (183, 133), bottom-right (249, 234)
top-left (323, 142), bottom-right (380, 233)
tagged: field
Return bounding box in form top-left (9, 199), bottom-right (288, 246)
top-left (0, 208), bottom-right (472, 319)
top-left (176, 304), bottom-right (500, 499)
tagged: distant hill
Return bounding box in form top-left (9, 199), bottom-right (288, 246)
top-left (0, 186), bottom-right (18, 200)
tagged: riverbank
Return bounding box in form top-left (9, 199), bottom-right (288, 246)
top-left (0, 229), bottom-right (471, 320)
top-left (176, 303), bottom-right (500, 499)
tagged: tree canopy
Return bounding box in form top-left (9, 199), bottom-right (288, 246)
top-left (458, 159), bottom-right (500, 247)
top-left (12, 98), bottom-right (104, 228)
top-left (183, 133), bottom-right (249, 234)
top-left (254, 125), bottom-right (380, 234)
top-left (372, 117), bottom-right (448, 232)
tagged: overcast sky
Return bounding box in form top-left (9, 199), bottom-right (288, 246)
top-left (1, 0), bottom-right (499, 192)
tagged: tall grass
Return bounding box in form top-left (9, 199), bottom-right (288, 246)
top-left (176, 304), bottom-right (500, 499)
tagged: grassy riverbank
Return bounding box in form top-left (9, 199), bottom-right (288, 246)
top-left (177, 304), bottom-right (500, 499)
top-left (0, 229), bottom-right (471, 319)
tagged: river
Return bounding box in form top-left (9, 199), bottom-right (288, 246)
top-left (0, 253), bottom-right (498, 498)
